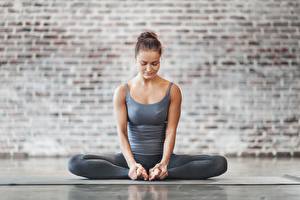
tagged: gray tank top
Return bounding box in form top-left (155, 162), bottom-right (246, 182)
top-left (125, 81), bottom-right (173, 155)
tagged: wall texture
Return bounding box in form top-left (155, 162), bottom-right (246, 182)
top-left (0, 0), bottom-right (299, 158)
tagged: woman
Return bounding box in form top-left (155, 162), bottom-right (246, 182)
top-left (68, 31), bottom-right (227, 181)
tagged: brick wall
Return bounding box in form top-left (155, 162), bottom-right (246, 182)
top-left (0, 0), bottom-right (299, 158)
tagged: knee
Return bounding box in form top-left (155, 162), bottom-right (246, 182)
top-left (68, 154), bottom-right (84, 176)
top-left (213, 155), bottom-right (228, 175)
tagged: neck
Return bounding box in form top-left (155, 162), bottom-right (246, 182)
top-left (136, 73), bottom-right (160, 87)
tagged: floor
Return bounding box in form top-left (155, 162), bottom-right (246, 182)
top-left (0, 156), bottom-right (300, 199)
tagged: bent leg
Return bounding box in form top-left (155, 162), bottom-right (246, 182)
top-left (68, 153), bottom-right (130, 179)
top-left (166, 154), bottom-right (228, 180)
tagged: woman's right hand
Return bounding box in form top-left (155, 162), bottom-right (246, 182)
top-left (128, 163), bottom-right (149, 180)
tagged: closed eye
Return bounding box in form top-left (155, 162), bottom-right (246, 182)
top-left (141, 62), bottom-right (160, 65)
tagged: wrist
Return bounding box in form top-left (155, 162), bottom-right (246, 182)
top-left (128, 161), bottom-right (137, 168)
top-left (159, 160), bottom-right (169, 166)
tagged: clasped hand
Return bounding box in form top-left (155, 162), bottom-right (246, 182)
top-left (128, 163), bottom-right (168, 181)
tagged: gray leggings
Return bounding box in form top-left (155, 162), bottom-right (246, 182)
top-left (68, 152), bottom-right (227, 180)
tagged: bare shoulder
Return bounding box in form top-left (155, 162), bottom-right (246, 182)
top-left (160, 77), bottom-right (181, 95)
top-left (113, 83), bottom-right (127, 102)
top-left (169, 82), bottom-right (182, 101)
top-left (170, 82), bottom-right (181, 94)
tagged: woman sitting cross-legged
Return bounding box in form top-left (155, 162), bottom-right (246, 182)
top-left (68, 31), bottom-right (227, 181)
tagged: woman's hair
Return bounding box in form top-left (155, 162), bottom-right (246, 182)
top-left (135, 31), bottom-right (162, 59)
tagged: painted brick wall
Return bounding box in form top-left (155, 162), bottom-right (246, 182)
top-left (0, 0), bottom-right (299, 158)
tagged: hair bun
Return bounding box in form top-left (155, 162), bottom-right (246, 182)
top-left (138, 31), bottom-right (158, 41)
top-left (135, 31), bottom-right (162, 58)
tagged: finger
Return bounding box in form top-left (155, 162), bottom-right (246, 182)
top-left (136, 166), bottom-right (142, 172)
top-left (149, 174), bottom-right (155, 181)
top-left (155, 163), bottom-right (162, 168)
top-left (149, 171), bottom-right (156, 181)
top-left (129, 168), bottom-right (138, 180)
top-left (135, 164), bottom-right (142, 170)
top-left (139, 168), bottom-right (147, 179)
top-left (160, 170), bottom-right (167, 175)
top-left (131, 170), bottom-right (138, 180)
top-left (151, 169), bottom-right (161, 180)
top-left (154, 168), bottom-right (161, 174)
top-left (149, 168), bottom-right (154, 173)
top-left (136, 163), bottom-right (142, 168)
top-left (159, 172), bottom-right (168, 180)
top-left (139, 168), bottom-right (147, 180)
top-left (150, 165), bottom-right (158, 171)
top-left (136, 168), bottom-right (142, 178)
top-left (148, 168), bottom-right (155, 178)
top-left (137, 165), bottom-right (145, 172)
top-left (137, 167), bottom-right (147, 179)
top-left (143, 169), bottom-right (149, 178)
top-left (155, 170), bottom-right (162, 178)
top-left (135, 163), bottom-right (142, 169)
top-left (149, 167), bottom-right (160, 179)
top-left (142, 171), bottom-right (148, 180)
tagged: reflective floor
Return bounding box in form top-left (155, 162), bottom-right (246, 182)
top-left (0, 156), bottom-right (299, 200)
top-left (1, 185), bottom-right (300, 200)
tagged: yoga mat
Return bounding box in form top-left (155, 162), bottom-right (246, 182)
top-left (283, 174), bottom-right (300, 182)
top-left (0, 175), bottom-right (299, 186)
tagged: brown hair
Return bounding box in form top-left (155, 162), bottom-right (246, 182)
top-left (135, 31), bottom-right (162, 59)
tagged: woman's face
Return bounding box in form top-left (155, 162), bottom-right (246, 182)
top-left (136, 50), bottom-right (161, 79)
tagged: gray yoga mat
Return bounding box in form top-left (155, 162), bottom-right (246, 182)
top-left (0, 175), bottom-right (299, 185)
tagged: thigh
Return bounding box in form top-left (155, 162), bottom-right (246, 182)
top-left (167, 153), bottom-right (214, 169)
top-left (81, 152), bottom-right (129, 169)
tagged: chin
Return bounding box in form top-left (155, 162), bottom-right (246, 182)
top-left (144, 73), bottom-right (157, 79)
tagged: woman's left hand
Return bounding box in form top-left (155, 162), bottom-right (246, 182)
top-left (149, 163), bottom-right (168, 181)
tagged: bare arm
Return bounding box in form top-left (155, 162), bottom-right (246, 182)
top-left (113, 84), bottom-right (136, 168)
top-left (160, 83), bottom-right (182, 165)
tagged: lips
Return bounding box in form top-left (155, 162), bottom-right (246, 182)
top-left (145, 73), bottom-right (154, 76)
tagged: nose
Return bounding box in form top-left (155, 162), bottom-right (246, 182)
top-left (146, 64), bottom-right (153, 71)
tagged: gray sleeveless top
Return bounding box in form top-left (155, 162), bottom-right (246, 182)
top-left (125, 82), bottom-right (173, 155)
